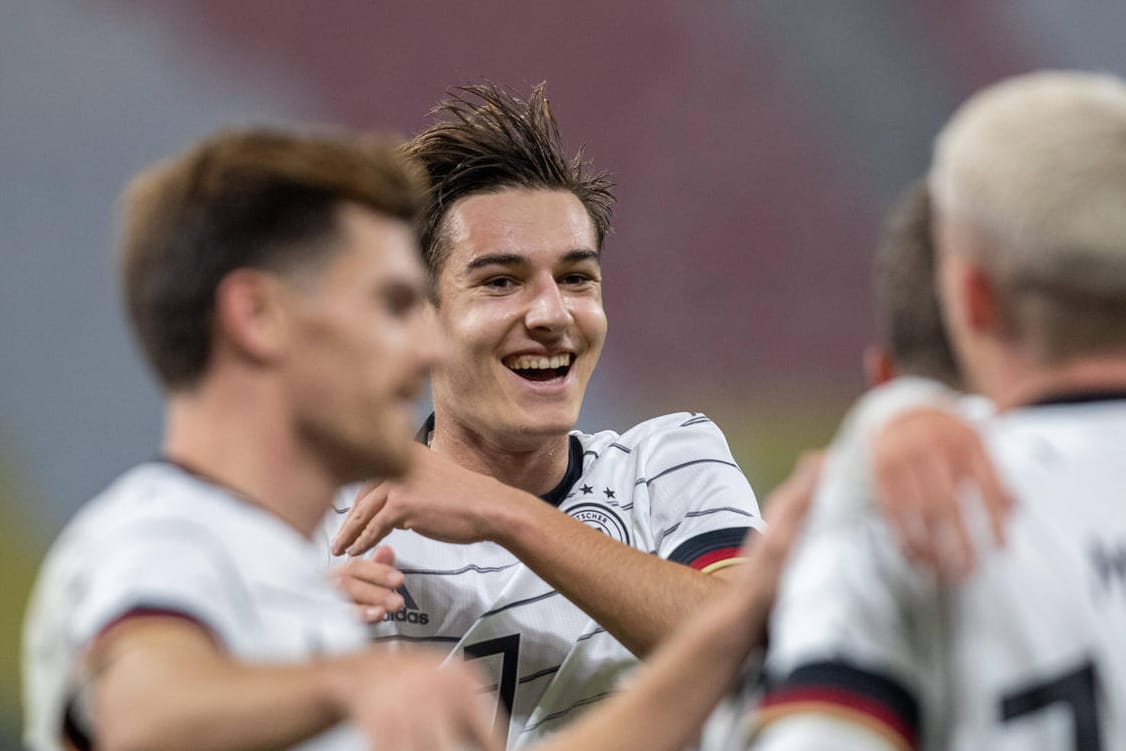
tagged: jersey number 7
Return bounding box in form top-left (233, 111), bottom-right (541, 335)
top-left (465, 634), bottom-right (522, 746)
top-left (1000, 660), bottom-right (1102, 750)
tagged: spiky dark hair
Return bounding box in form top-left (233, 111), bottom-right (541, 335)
top-left (403, 82), bottom-right (615, 281)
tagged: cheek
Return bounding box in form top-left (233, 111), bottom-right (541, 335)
top-left (573, 302), bottom-right (608, 347)
top-left (442, 306), bottom-right (509, 358)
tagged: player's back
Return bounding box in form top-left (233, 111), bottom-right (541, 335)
top-left (756, 391), bottom-right (1126, 751)
top-left (936, 397), bottom-right (1126, 749)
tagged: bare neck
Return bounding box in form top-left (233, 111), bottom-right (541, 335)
top-left (980, 353), bottom-right (1126, 412)
top-left (162, 376), bottom-right (337, 538)
top-left (428, 413), bottom-right (571, 498)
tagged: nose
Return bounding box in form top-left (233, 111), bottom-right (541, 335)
top-left (525, 277), bottom-right (573, 333)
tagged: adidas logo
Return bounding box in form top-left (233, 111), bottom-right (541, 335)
top-left (383, 583), bottom-right (430, 625)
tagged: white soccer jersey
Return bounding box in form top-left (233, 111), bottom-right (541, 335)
top-left (320, 412), bottom-right (763, 749)
top-left (753, 391), bottom-right (1126, 751)
top-left (23, 462), bottom-right (368, 751)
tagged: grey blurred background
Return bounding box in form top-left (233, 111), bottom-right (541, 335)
top-left (3, 1), bottom-right (1126, 746)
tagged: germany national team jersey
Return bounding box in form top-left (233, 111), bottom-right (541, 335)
top-left (753, 385), bottom-right (1126, 751)
top-left (321, 411), bottom-right (762, 749)
top-left (23, 462), bottom-right (368, 751)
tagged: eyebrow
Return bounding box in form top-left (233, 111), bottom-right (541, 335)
top-left (464, 249), bottom-right (600, 272)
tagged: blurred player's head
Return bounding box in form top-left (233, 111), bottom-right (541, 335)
top-left (930, 71), bottom-right (1126, 402)
top-left (865, 179), bottom-right (963, 389)
top-left (405, 83), bottom-right (615, 447)
top-left (120, 128), bottom-right (442, 479)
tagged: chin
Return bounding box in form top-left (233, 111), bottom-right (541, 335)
top-left (510, 411), bottom-right (578, 438)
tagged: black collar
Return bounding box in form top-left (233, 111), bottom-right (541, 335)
top-left (1029, 389), bottom-right (1126, 408)
top-left (416, 414), bottom-right (583, 507)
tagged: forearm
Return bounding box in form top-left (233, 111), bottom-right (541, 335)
top-left (492, 490), bottom-right (730, 656)
top-left (92, 626), bottom-right (346, 751)
top-left (536, 579), bottom-right (764, 751)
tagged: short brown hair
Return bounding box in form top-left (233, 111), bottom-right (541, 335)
top-left (120, 127), bottom-right (426, 390)
top-left (404, 82), bottom-right (615, 285)
top-left (875, 179), bottom-right (962, 387)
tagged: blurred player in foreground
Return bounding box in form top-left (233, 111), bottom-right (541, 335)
top-left (753, 70), bottom-right (1126, 750)
top-left (21, 129), bottom-right (500, 751)
top-left (693, 176), bottom-right (994, 751)
top-left (537, 69), bottom-right (1126, 751)
top-left (324, 83), bottom-right (764, 748)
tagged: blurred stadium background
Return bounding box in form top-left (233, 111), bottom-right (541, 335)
top-left (4, 1), bottom-right (1126, 746)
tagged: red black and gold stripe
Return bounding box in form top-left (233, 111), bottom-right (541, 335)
top-left (756, 660), bottom-right (920, 751)
top-left (668, 527), bottom-right (753, 574)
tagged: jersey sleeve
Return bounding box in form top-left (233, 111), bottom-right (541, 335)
top-left (644, 414), bottom-right (764, 572)
top-left (72, 518), bottom-right (249, 650)
top-left (751, 410), bottom-right (943, 751)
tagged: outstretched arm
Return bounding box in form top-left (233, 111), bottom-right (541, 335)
top-left (333, 441), bottom-right (755, 656)
top-left (534, 454), bottom-right (819, 751)
top-left (86, 616), bottom-right (499, 751)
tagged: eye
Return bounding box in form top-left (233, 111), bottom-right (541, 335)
top-left (382, 284), bottom-right (420, 318)
top-left (559, 272), bottom-right (595, 286)
top-left (482, 276), bottom-right (517, 291)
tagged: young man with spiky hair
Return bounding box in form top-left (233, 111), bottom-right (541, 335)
top-left (21, 128), bottom-right (500, 751)
top-left (325, 84), bottom-right (764, 748)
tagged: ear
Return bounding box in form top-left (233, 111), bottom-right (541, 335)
top-left (961, 263), bottom-right (1001, 335)
top-left (863, 345), bottom-right (897, 387)
top-left (213, 268), bottom-right (288, 366)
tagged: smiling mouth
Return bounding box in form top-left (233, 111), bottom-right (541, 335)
top-left (502, 353), bottom-right (574, 382)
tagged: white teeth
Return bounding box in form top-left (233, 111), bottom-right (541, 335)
top-left (505, 354), bottom-right (573, 370)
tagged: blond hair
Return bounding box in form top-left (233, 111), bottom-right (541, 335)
top-left (931, 71), bottom-right (1126, 361)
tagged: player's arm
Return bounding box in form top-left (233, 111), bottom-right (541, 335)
top-left (85, 616), bottom-right (498, 751)
top-left (746, 436), bottom-right (934, 751)
top-left (334, 431), bottom-right (759, 657)
top-left (533, 455), bottom-right (817, 751)
top-left (492, 484), bottom-right (736, 656)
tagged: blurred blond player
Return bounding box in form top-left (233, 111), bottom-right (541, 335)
top-left (753, 71), bottom-right (1126, 750)
top-left (21, 129), bottom-right (499, 751)
top-left (531, 72), bottom-right (1126, 750)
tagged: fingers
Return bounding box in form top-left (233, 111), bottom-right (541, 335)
top-left (332, 555), bottom-right (405, 621)
top-left (333, 483), bottom-right (390, 556)
top-left (876, 427), bottom-right (968, 579)
top-left (873, 448), bottom-right (924, 561)
top-left (915, 456), bottom-right (975, 582)
top-left (968, 440), bottom-right (1012, 547)
top-left (871, 408), bottom-right (1013, 580)
top-left (371, 544), bottom-right (396, 567)
top-left (346, 509), bottom-right (396, 557)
